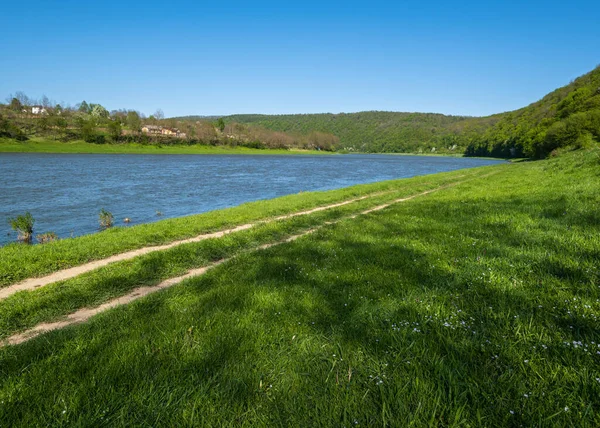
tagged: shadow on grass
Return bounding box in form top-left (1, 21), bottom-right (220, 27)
top-left (0, 181), bottom-right (599, 425)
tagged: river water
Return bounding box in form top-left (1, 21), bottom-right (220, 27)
top-left (0, 153), bottom-right (503, 245)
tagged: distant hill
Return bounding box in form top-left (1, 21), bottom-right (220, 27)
top-left (177, 111), bottom-right (486, 155)
top-left (175, 115), bottom-right (222, 121)
top-left (176, 66), bottom-right (600, 158)
top-left (223, 112), bottom-right (476, 154)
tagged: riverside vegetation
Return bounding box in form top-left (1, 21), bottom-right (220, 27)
top-left (0, 95), bottom-right (340, 153)
top-left (0, 146), bottom-right (598, 425)
top-left (3, 66), bottom-right (599, 158)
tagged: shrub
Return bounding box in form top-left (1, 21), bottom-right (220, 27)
top-left (99, 209), bottom-right (114, 229)
top-left (574, 132), bottom-right (596, 150)
top-left (78, 117), bottom-right (98, 143)
top-left (8, 212), bottom-right (35, 243)
top-left (36, 232), bottom-right (58, 244)
top-left (0, 113), bottom-right (28, 141)
top-left (241, 140), bottom-right (266, 149)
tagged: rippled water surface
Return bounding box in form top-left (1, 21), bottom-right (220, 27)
top-left (0, 153), bottom-right (503, 245)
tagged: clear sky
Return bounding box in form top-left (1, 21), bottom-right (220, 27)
top-left (1, 0), bottom-right (598, 117)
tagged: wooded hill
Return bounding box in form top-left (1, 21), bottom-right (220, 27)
top-left (464, 65), bottom-right (600, 158)
top-left (3, 66), bottom-right (598, 158)
top-left (178, 65), bottom-right (600, 158)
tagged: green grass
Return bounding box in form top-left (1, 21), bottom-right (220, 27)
top-left (0, 166), bottom-right (483, 287)
top-left (0, 188), bottom-right (434, 340)
top-left (0, 148), bottom-right (599, 426)
top-left (0, 137), bottom-right (332, 155)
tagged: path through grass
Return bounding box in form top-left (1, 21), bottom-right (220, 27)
top-left (0, 167), bottom-right (483, 287)
top-left (0, 179), bottom-right (476, 343)
top-left (0, 148), bottom-right (598, 426)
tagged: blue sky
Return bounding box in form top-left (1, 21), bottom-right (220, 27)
top-left (1, 0), bottom-right (598, 117)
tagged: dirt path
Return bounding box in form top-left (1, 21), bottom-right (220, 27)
top-left (3, 231), bottom-right (314, 346)
top-left (2, 175), bottom-right (486, 347)
top-left (0, 191), bottom-right (396, 301)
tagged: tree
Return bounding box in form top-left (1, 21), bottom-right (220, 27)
top-left (153, 109), bottom-right (165, 120)
top-left (217, 118), bottom-right (225, 132)
top-left (0, 113), bottom-right (27, 140)
top-left (14, 91), bottom-right (30, 106)
top-left (307, 131), bottom-right (339, 151)
top-left (195, 121), bottom-right (218, 143)
top-left (126, 111), bottom-right (141, 132)
top-left (41, 95), bottom-right (51, 108)
top-left (37, 116), bottom-right (50, 132)
top-left (107, 120), bottom-right (122, 141)
top-left (110, 109), bottom-right (127, 123)
top-left (9, 98), bottom-right (22, 112)
top-left (78, 101), bottom-right (91, 114)
top-left (77, 116), bottom-right (97, 143)
top-left (52, 115), bottom-right (68, 140)
top-left (90, 104), bottom-right (109, 119)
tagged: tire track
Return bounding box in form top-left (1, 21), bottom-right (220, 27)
top-left (0, 190), bottom-right (398, 301)
top-left (2, 173), bottom-right (495, 347)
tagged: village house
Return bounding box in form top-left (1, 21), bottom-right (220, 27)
top-left (31, 106), bottom-right (48, 115)
top-left (141, 125), bottom-right (186, 139)
top-left (141, 125), bottom-right (162, 134)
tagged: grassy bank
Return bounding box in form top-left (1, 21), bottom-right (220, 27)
top-left (0, 166), bottom-right (484, 287)
top-left (0, 137), bottom-right (331, 155)
top-left (0, 148), bottom-right (598, 425)
top-left (0, 188), bottom-right (458, 341)
top-left (0, 137), bottom-right (503, 158)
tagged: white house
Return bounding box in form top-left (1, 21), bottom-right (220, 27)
top-left (31, 106), bottom-right (48, 115)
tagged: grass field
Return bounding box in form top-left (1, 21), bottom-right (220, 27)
top-left (0, 137), bottom-right (332, 155)
top-left (0, 137), bottom-right (496, 158)
top-left (0, 147), bottom-right (598, 426)
top-left (0, 166), bottom-right (481, 287)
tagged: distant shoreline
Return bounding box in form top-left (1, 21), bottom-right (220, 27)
top-left (0, 138), bottom-right (335, 156)
top-left (0, 137), bottom-right (508, 159)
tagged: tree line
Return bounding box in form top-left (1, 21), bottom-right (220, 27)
top-left (182, 66), bottom-right (600, 158)
top-left (4, 65), bottom-right (599, 158)
top-left (0, 95), bottom-right (339, 151)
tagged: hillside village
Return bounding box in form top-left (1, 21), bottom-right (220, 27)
top-left (0, 95), bottom-right (339, 151)
top-left (141, 125), bottom-right (186, 139)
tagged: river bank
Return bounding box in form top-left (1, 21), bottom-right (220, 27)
top-left (0, 137), bottom-right (332, 155)
top-left (0, 148), bottom-right (597, 426)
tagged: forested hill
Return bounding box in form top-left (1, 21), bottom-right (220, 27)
top-left (221, 112), bottom-right (472, 153)
top-left (464, 65), bottom-right (600, 158)
top-left (177, 66), bottom-right (600, 158)
top-left (177, 111), bottom-right (498, 155)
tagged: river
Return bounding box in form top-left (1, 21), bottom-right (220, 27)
top-left (0, 153), bottom-right (503, 245)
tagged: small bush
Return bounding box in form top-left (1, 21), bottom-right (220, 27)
top-left (241, 140), bottom-right (266, 149)
top-left (574, 132), bottom-right (596, 150)
top-left (36, 232), bottom-right (58, 244)
top-left (8, 212), bottom-right (35, 243)
top-left (99, 208), bottom-right (114, 229)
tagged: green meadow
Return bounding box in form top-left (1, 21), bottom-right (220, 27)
top-left (0, 147), bottom-right (599, 426)
top-left (0, 166), bottom-right (480, 287)
top-left (0, 137), bottom-right (330, 155)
